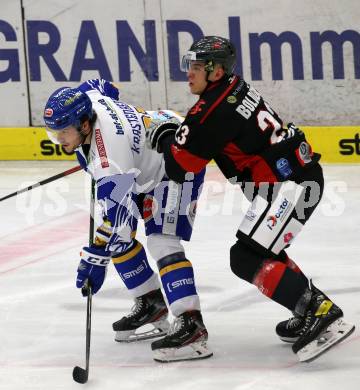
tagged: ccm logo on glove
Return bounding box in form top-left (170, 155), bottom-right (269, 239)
top-left (80, 251), bottom-right (110, 266)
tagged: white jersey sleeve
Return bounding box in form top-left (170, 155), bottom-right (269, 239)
top-left (86, 91), bottom-right (136, 180)
top-left (78, 79), bottom-right (120, 100)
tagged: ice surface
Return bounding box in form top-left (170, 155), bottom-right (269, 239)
top-left (0, 161), bottom-right (359, 390)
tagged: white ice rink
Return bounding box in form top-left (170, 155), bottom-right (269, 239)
top-left (0, 161), bottom-right (359, 390)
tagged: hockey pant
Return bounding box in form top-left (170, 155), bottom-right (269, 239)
top-left (231, 164), bottom-right (324, 311)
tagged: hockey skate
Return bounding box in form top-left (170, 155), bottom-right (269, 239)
top-left (151, 310), bottom-right (213, 363)
top-left (112, 289), bottom-right (170, 342)
top-left (291, 285), bottom-right (355, 362)
top-left (276, 313), bottom-right (305, 343)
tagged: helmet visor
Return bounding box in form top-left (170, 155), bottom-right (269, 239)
top-left (180, 51), bottom-right (205, 72)
top-left (45, 127), bottom-right (62, 144)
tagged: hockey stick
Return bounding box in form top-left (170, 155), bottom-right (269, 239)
top-left (72, 283), bottom-right (92, 384)
top-left (0, 165), bottom-right (82, 202)
top-left (72, 178), bottom-right (96, 384)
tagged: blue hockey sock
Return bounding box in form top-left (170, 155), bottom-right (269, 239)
top-left (157, 252), bottom-right (199, 315)
top-left (112, 240), bottom-right (156, 291)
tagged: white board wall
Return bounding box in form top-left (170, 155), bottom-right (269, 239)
top-left (0, 0), bottom-right (359, 126)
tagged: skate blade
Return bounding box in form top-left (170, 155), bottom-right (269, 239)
top-left (153, 340), bottom-right (213, 363)
top-left (279, 336), bottom-right (298, 344)
top-left (297, 318), bottom-right (355, 363)
top-left (115, 319), bottom-right (170, 343)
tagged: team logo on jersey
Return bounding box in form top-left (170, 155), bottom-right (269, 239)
top-left (276, 158), bottom-right (293, 178)
top-left (245, 210), bottom-right (257, 222)
top-left (142, 195), bottom-right (158, 223)
top-left (95, 128), bottom-right (109, 168)
top-left (266, 198), bottom-right (291, 230)
top-left (283, 232), bottom-right (294, 245)
top-left (189, 99), bottom-right (206, 115)
top-left (266, 216), bottom-right (277, 229)
top-left (227, 95), bottom-right (237, 104)
top-left (296, 142), bottom-right (313, 166)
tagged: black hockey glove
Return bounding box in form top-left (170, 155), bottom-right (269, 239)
top-left (145, 117), bottom-right (181, 153)
top-left (283, 122), bottom-right (305, 140)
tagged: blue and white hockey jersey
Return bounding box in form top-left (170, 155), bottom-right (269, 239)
top-left (75, 79), bottom-right (185, 255)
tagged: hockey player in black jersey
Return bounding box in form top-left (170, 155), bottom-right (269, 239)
top-left (146, 36), bottom-right (355, 362)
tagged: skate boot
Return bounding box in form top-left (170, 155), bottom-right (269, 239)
top-left (112, 289), bottom-right (170, 342)
top-left (151, 310), bottom-right (213, 362)
top-left (292, 283), bottom-right (355, 362)
top-left (275, 313), bottom-right (305, 343)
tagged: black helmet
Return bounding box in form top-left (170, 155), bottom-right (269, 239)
top-left (181, 36), bottom-right (236, 75)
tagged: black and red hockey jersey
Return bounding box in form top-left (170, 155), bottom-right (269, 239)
top-left (162, 75), bottom-right (320, 185)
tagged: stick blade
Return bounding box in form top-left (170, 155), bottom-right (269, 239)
top-left (72, 366), bottom-right (88, 384)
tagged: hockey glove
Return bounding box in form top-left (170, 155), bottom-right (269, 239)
top-left (76, 246), bottom-right (110, 296)
top-left (278, 122), bottom-right (305, 141)
top-left (145, 117), bottom-right (181, 152)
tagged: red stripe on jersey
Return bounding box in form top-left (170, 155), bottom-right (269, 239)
top-left (200, 76), bottom-right (239, 124)
top-left (206, 80), bottom-right (221, 92)
top-left (253, 260), bottom-right (286, 298)
top-left (170, 144), bottom-right (209, 173)
top-left (223, 142), bottom-right (278, 185)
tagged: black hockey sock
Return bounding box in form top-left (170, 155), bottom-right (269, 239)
top-left (253, 259), bottom-right (308, 311)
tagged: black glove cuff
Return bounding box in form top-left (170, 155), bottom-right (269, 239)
top-left (156, 127), bottom-right (177, 152)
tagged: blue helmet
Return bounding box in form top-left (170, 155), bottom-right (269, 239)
top-left (43, 87), bottom-right (93, 130)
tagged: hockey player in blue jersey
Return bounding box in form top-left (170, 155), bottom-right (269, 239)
top-left (43, 79), bottom-right (212, 363)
